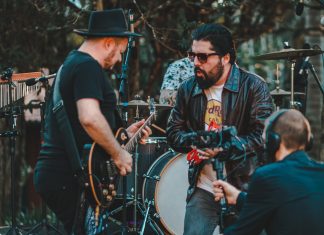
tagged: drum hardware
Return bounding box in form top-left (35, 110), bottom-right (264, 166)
top-left (255, 47), bottom-right (323, 109)
top-left (142, 151), bottom-right (190, 235)
top-left (270, 89), bottom-right (305, 96)
top-left (109, 101), bottom-right (165, 234)
top-left (142, 174), bottom-right (160, 181)
top-left (0, 68), bottom-right (25, 235)
top-left (118, 99), bottom-right (174, 111)
top-left (271, 64), bottom-right (305, 110)
top-left (253, 48), bottom-right (323, 61)
top-left (139, 200), bottom-right (164, 235)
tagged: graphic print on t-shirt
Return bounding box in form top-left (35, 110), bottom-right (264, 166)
top-left (204, 99), bottom-right (222, 130)
top-left (197, 85), bottom-right (223, 194)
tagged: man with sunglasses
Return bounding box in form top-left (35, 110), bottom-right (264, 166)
top-left (166, 23), bottom-right (273, 234)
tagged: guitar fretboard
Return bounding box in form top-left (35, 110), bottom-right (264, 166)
top-left (124, 113), bottom-right (155, 152)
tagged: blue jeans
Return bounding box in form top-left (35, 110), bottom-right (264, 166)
top-left (184, 188), bottom-right (220, 235)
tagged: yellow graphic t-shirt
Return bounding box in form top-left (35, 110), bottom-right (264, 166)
top-left (197, 84), bottom-right (224, 194)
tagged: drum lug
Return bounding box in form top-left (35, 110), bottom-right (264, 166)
top-left (143, 174), bottom-right (160, 181)
top-left (154, 212), bottom-right (160, 219)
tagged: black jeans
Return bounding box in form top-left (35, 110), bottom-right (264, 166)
top-left (184, 188), bottom-right (220, 235)
top-left (39, 183), bottom-right (81, 234)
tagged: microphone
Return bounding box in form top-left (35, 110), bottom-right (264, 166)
top-left (25, 73), bottom-right (56, 86)
top-left (298, 43), bottom-right (311, 75)
top-left (298, 56), bottom-right (310, 75)
top-left (1, 68), bottom-right (13, 81)
top-left (296, 0), bottom-right (304, 16)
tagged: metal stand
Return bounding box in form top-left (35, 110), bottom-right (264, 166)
top-left (26, 200), bottom-right (62, 235)
top-left (289, 60), bottom-right (302, 109)
top-left (0, 68), bottom-right (25, 235)
top-left (308, 62), bottom-right (324, 97)
top-left (108, 116), bottom-right (163, 234)
top-left (139, 200), bottom-right (164, 235)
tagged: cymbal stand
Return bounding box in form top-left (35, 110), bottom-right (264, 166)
top-left (139, 200), bottom-right (164, 235)
top-left (273, 64), bottom-right (282, 111)
top-left (289, 60), bottom-right (298, 109)
top-left (0, 68), bottom-right (24, 235)
top-left (286, 59), bottom-right (304, 109)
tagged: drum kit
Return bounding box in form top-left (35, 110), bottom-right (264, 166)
top-left (107, 46), bottom-right (324, 235)
top-left (1, 46), bottom-right (322, 235)
top-left (103, 100), bottom-right (188, 235)
top-left (254, 47), bottom-right (324, 110)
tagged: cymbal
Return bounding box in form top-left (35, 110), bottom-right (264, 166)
top-left (118, 100), bottom-right (173, 110)
top-left (254, 48), bottom-right (323, 60)
top-left (270, 89), bottom-right (305, 96)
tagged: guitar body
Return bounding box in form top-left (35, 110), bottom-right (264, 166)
top-left (84, 101), bottom-right (156, 210)
top-left (85, 128), bottom-right (129, 208)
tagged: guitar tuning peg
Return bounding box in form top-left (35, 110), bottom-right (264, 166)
top-left (102, 189), bottom-right (109, 196)
top-left (109, 184), bottom-right (115, 190)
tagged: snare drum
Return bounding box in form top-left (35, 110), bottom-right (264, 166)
top-left (142, 150), bottom-right (189, 235)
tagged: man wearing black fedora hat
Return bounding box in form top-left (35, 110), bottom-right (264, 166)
top-left (33, 9), bottom-right (150, 234)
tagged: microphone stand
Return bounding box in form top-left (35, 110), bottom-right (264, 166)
top-left (118, 31), bottom-right (134, 235)
top-left (0, 68), bottom-right (25, 235)
top-left (307, 62), bottom-right (324, 98)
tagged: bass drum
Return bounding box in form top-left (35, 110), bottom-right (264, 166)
top-left (142, 150), bottom-right (189, 235)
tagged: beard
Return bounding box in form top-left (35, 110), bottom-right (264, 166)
top-left (194, 64), bottom-right (224, 89)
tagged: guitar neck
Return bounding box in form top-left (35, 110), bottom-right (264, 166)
top-left (124, 113), bottom-right (154, 152)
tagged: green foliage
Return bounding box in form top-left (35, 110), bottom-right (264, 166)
top-left (0, 0), bottom-right (88, 72)
top-left (0, 0), bottom-right (295, 96)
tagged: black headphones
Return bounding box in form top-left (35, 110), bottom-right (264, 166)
top-left (265, 109), bottom-right (313, 162)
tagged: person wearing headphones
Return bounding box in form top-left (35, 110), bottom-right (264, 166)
top-left (213, 109), bottom-right (324, 235)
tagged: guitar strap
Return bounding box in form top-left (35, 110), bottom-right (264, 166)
top-left (52, 65), bottom-right (84, 179)
top-left (52, 65), bottom-right (88, 234)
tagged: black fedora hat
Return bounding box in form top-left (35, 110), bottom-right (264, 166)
top-left (74, 9), bottom-right (141, 37)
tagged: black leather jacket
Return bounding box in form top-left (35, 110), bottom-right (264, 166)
top-left (166, 64), bottom-right (273, 202)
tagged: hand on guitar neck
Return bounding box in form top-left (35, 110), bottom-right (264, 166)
top-left (126, 119), bottom-right (152, 144)
top-left (114, 119), bottom-right (152, 176)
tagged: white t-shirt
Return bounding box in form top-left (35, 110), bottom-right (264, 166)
top-left (197, 84), bottom-right (224, 194)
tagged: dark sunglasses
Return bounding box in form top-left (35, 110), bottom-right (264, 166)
top-left (187, 51), bottom-right (221, 63)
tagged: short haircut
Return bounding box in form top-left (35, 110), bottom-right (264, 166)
top-left (191, 23), bottom-right (236, 64)
top-left (272, 109), bottom-right (309, 150)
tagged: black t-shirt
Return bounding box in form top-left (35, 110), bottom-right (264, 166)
top-left (34, 50), bottom-right (123, 192)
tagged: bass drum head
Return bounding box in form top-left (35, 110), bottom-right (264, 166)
top-left (142, 150), bottom-right (189, 235)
